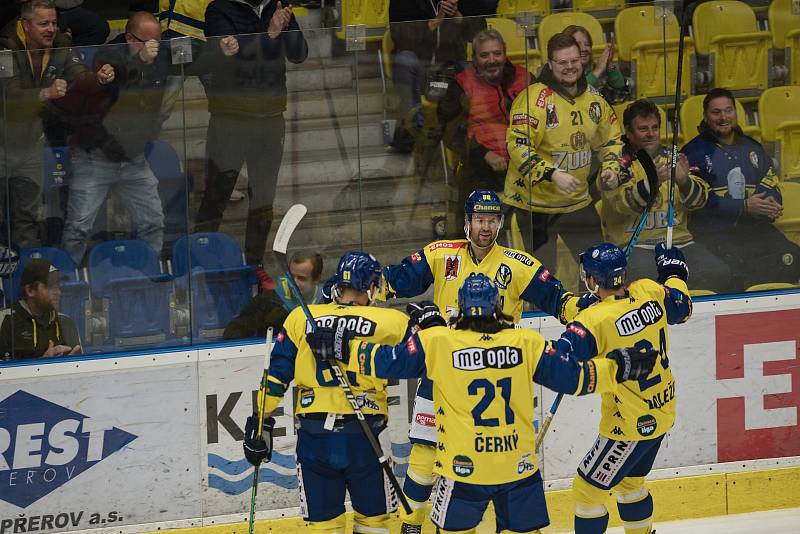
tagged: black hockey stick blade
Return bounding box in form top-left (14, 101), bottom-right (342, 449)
top-left (624, 150), bottom-right (660, 257)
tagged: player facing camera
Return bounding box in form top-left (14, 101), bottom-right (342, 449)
top-left (464, 190), bottom-right (504, 251)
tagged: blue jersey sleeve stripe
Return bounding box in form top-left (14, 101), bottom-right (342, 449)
top-left (663, 287), bottom-right (692, 325)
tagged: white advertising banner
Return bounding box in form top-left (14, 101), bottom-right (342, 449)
top-left (0, 293), bottom-right (798, 532)
top-left (0, 357), bottom-right (202, 533)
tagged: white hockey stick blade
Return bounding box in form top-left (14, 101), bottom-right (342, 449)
top-left (272, 204), bottom-right (307, 255)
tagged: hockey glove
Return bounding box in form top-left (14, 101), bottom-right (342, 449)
top-left (576, 292), bottom-right (599, 311)
top-left (655, 243), bottom-right (689, 284)
top-left (607, 346), bottom-right (658, 382)
top-left (243, 414), bottom-right (276, 466)
top-left (307, 325), bottom-right (353, 364)
top-left (320, 275), bottom-right (336, 303)
top-left (406, 301), bottom-right (446, 329)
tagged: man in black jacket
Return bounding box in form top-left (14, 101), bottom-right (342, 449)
top-left (60, 11), bottom-right (167, 265)
top-left (0, 258), bottom-right (81, 360)
top-left (195, 0), bottom-right (308, 290)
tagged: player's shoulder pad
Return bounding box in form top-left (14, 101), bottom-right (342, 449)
top-left (498, 245), bottom-right (539, 269)
top-left (425, 239), bottom-right (468, 255)
top-left (628, 278), bottom-right (665, 298)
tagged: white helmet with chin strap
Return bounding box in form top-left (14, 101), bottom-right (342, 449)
top-left (464, 190), bottom-right (504, 251)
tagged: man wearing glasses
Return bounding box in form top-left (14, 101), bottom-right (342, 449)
top-left (504, 32), bottom-right (622, 288)
top-left (0, 259), bottom-right (82, 360)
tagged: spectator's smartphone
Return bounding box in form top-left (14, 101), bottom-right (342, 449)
top-left (0, 50), bottom-right (13, 79)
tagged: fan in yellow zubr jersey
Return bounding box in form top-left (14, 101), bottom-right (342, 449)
top-left (503, 32), bottom-right (622, 270)
top-left (601, 99), bottom-right (731, 292)
top-left (565, 242), bottom-right (692, 534)
top-left (378, 189), bottom-right (589, 532)
top-left (306, 273), bottom-right (659, 534)
top-left (241, 252), bottom-right (411, 534)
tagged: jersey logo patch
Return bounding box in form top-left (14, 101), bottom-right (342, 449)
top-left (568, 324), bottom-right (587, 338)
top-left (452, 346), bottom-right (522, 370)
top-left (276, 331), bottom-right (285, 342)
top-left (589, 102), bottom-right (602, 124)
top-left (406, 336), bottom-right (419, 355)
top-left (312, 315), bottom-right (377, 337)
top-left (410, 252), bottom-right (422, 263)
top-left (614, 301), bottom-right (664, 336)
top-left (538, 268), bottom-right (551, 282)
top-left (503, 249), bottom-right (534, 266)
top-left (428, 241), bottom-right (465, 252)
top-left (444, 255), bottom-right (460, 280)
top-left (494, 264), bottom-right (513, 289)
top-left (536, 87), bottom-right (552, 108)
top-left (545, 102), bottom-right (559, 128)
top-left (415, 413), bottom-right (435, 427)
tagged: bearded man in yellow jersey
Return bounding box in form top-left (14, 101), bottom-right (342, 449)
top-left (601, 99), bottom-right (730, 291)
top-left (564, 242), bottom-right (692, 534)
top-left (504, 32), bottom-right (622, 273)
top-left (377, 190), bottom-right (590, 533)
top-left (241, 252), bottom-right (409, 534)
top-left (307, 273), bottom-right (659, 534)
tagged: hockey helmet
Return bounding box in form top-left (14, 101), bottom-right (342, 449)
top-left (579, 243), bottom-right (627, 290)
top-left (458, 273), bottom-right (500, 317)
top-left (464, 190), bottom-right (502, 219)
top-left (335, 252), bottom-right (382, 293)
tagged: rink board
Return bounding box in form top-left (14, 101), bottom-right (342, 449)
top-left (0, 291), bottom-right (799, 533)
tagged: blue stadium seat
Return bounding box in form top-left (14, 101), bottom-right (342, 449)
top-left (171, 232), bottom-right (256, 341)
top-left (145, 139), bottom-right (191, 257)
top-left (87, 239), bottom-right (173, 348)
top-left (6, 247), bottom-right (90, 343)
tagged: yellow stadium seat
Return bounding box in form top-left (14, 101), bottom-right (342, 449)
top-left (679, 94), bottom-right (760, 144)
top-left (486, 17), bottom-right (542, 74)
top-left (692, 1), bottom-right (771, 94)
top-left (758, 86), bottom-right (800, 180)
top-left (612, 101), bottom-right (669, 144)
top-left (538, 11), bottom-right (606, 63)
top-left (571, 0), bottom-right (625, 24)
top-left (775, 181), bottom-right (800, 246)
top-left (689, 289), bottom-right (717, 296)
top-left (769, 0), bottom-right (800, 86)
top-left (381, 30), bottom-right (393, 80)
top-left (497, 0), bottom-right (549, 19)
top-left (335, 0), bottom-right (389, 42)
top-left (615, 6), bottom-right (695, 100)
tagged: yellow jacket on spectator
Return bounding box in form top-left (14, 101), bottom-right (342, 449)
top-left (159, 0), bottom-right (209, 40)
top-left (504, 70), bottom-right (622, 214)
top-left (602, 146), bottom-right (709, 248)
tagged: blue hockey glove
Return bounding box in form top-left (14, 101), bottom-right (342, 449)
top-left (655, 243), bottom-right (689, 283)
top-left (243, 414), bottom-right (276, 466)
top-left (406, 301), bottom-right (446, 329)
top-left (576, 292), bottom-right (598, 311)
top-left (321, 275), bottom-right (336, 303)
top-left (307, 325), bottom-right (353, 364)
top-left (607, 347), bottom-right (658, 382)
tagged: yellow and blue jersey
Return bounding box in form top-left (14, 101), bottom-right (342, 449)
top-left (384, 239), bottom-right (581, 324)
top-left (348, 326), bottom-right (620, 485)
top-left (555, 278), bottom-right (692, 441)
top-left (263, 303), bottom-right (410, 416)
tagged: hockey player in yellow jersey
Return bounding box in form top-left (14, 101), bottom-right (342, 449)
top-left (601, 99), bottom-right (731, 291)
top-left (307, 273), bottom-right (659, 534)
top-left (241, 252), bottom-right (409, 534)
top-left (378, 189), bottom-right (589, 533)
top-left (503, 32), bottom-right (622, 271)
top-left (565, 242), bottom-right (692, 534)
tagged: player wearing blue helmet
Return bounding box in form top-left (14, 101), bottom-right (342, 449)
top-left (307, 273), bottom-right (659, 533)
top-left (378, 190), bottom-right (589, 532)
top-left (242, 251), bottom-right (410, 534)
top-left (564, 242), bottom-right (692, 534)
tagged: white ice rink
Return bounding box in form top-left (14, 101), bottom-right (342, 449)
top-left (604, 508), bottom-right (800, 533)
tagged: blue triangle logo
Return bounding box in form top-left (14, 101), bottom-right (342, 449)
top-left (0, 390), bottom-right (137, 508)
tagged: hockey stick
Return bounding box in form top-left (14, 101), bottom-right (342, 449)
top-left (535, 150), bottom-right (659, 452)
top-left (666, 0), bottom-right (697, 249)
top-left (272, 204), bottom-right (412, 515)
top-left (247, 327), bottom-right (274, 534)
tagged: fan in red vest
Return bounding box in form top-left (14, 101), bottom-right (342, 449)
top-left (438, 28), bottom-right (533, 209)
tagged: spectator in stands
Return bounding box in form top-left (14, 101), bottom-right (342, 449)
top-left (438, 28), bottom-right (531, 210)
top-left (563, 25), bottom-right (628, 104)
top-left (0, 259), bottom-right (81, 359)
top-left (503, 33), bottom-right (621, 282)
top-left (224, 250), bottom-right (324, 340)
top-left (387, 0), bottom-right (485, 152)
top-left (0, 0), bottom-right (114, 249)
top-left (60, 11), bottom-right (167, 266)
top-left (682, 88), bottom-right (800, 289)
top-left (602, 99), bottom-right (731, 291)
top-left (195, 0), bottom-right (307, 290)
top-left (56, 0), bottom-right (109, 47)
